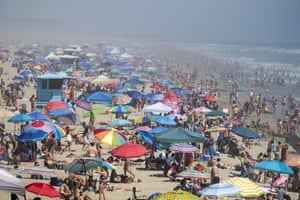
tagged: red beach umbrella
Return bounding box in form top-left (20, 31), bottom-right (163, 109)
top-left (205, 95), bottom-right (217, 102)
top-left (111, 143), bottom-right (149, 158)
top-left (25, 182), bottom-right (61, 198)
top-left (45, 101), bottom-right (69, 111)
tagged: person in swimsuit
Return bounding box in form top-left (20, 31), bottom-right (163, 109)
top-left (98, 166), bottom-right (109, 200)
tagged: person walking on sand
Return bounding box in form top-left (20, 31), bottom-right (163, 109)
top-left (98, 166), bottom-right (109, 200)
top-left (124, 158), bottom-right (136, 180)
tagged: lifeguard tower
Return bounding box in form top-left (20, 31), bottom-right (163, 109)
top-left (36, 72), bottom-right (73, 108)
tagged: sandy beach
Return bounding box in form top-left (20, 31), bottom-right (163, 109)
top-left (0, 41), bottom-right (299, 200)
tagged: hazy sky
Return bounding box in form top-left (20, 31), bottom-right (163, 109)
top-left (1, 0), bottom-right (300, 43)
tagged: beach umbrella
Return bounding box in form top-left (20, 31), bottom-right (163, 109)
top-left (25, 182), bottom-right (61, 198)
top-left (72, 99), bottom-right (92, 111)
top-left (7, 83), bottom-right (21, 90)
top-left (148, 192), bottom-right (161, 200)
top-left (17, 129), bottom-right (49, 142)
top-left (85, 91), bottom-right (113, 104)
top-left (150, 83), bottom-right (164, 89)
top-left (45, 101), bottom-right (68, 111)
top-left (104, 82), bottom-right (118, 88)
top-left (8, 113), bottom-right (34, 123)
top-left (205, 95), bottom-right (217, 102)
top-left (110, 119), bottom-right (132, 127)
top-left (149, 93), bottom-right (164, 103)
top-left (12, 75), bottom-right (25, 81)
top-left (23, 120), bottom-right (53, 133)
top-left (176, 169), bottom-right (210, 179)
top-left (155, 116), bottom-right (177, 126)
top-left (134, 126), bottom-right (152, 132)
top-left (199, 183), bottom-right (242, 198)
top-left (29, 111), bottom-right (51, 122)
top-left (83, 108), bottom-right (105, 118)
top-left (20, 70), bottom-right (34, 77)
top-left (52, 122), bottom-right (67, 139)
top-left (285, 155), bottom-right (300, 167)
top-left (193, 106), bottom-right (212, 113)
top-left (231, 127), bottom-right (259, 139)
top-left (254, 160), bottom-right (294, 175)
top-left (101, 161), bottom-right (117, 170)
top-left (64, 157), bottom-right (102, 174)
top-left (113, 93), bottom-right (132, 105)
top-left (153, 190), bottom-right (198, 200)
top-left (47, 108), bottom-right (74, 117)
top-left (135, 116), bottom-right (150, 124)
top-left (111, 143), bottom-right (149, 158)
top-left (94, 127), bottom-right (127, 146)
top-left (107, 105), bottom-right (137, 113)
top-left (272, 176), bottom-right (288, 187)
top-left (206, 110), bottom-right (227, 118)
top-left (169, 143), bottom-right (199, 153)
top-left (225, 177), bottom-right (264, 198)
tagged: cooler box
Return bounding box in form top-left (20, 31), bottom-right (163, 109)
top-left (215, 151), bottom-right (220, 157)
top-left (203, 155), bottom-right (210, 161)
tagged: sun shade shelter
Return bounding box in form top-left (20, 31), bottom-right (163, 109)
top-left (154, 127), bottom-right (207, 144)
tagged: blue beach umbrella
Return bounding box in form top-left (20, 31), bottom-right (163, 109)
top-left (12, 75), bottom-right (25, 81)
top-left (110, 119), bottom-right (132, 127)
top-left (20, 70), bottom-right (34, 77)
top-left (17, 129), bottom-right (49, 142)
top-left (8, 114), bottom-right (35, 123)
top-left (199, 183), bottom-right (242, 198)
top-left (155, 116), bottom-right (177, 126)
top-left (29, 111), bottom-right (51, 122)
top-left (48, 109), bottom-right (74, 117)
top-left (231, 127), bottom-right (259, 139)
top-left (254, 160), bottom-right (294, 175)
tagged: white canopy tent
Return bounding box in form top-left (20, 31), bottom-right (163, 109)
top-left (143, 102), bottom-right (173, 114)
top-left (0, 169), bottom-right (25, 196)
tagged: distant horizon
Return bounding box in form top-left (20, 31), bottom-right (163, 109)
top-left (1, 1), bottom-right (300, 45)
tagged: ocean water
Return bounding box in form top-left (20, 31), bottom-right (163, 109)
top-left (174, 42), bottom-right (300, 70)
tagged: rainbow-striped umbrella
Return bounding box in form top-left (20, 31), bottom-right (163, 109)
top-left (94, 127), bottom-right (127, 146)
top-left (107, 105), bottom-right (137, 113)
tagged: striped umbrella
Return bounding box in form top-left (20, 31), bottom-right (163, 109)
top-left (169, 143), bottom-right (199, 153)
top-left (176, 169), bottom-right (210, 179)
top-left (94, 127), bottom-right (127, 146)
top-left (225, 177), bottom-right (264, 198)
top-left (107, 105), bottom-right (137, 113)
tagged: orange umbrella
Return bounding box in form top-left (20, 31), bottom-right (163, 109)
top-left (205, 95), bottom-right (216, 102)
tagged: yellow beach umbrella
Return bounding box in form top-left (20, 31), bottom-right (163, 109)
top-left (224, 177), bottom-right (264, 198)
top-left (153, 190), bottom-right (199, 200)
